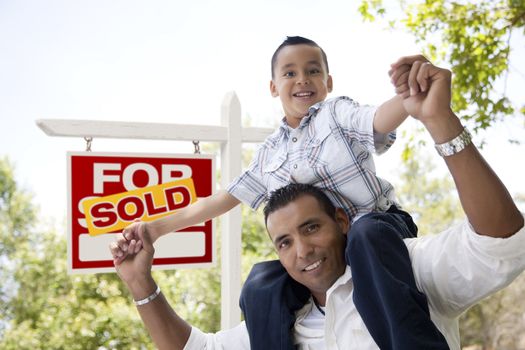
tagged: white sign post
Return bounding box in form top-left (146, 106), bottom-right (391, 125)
top-left (36, 91), bottom-right (273, 329)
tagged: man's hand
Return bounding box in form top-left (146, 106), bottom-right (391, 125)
top-left (110, 220), bottom-right (149, 265)
top-left (390, 55), bottom-right (453, 124)
top-left (111, 220), bottom-right (155, 286)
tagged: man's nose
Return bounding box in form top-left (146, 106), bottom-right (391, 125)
top-left (296, 237), bottom-right (314, 259)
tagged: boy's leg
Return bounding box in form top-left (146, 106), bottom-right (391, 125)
top-left (240, 260), bottom-right (310, 350)
top-left (346, 206), bottom-right (449, 350)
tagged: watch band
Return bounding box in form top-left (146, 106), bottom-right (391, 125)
top-left (134, 285), bottom-right (161, 306)
top-left (434, 127), bottom-right (472, 157)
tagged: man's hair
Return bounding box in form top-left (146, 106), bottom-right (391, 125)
top-left (263, 183), bottom-right (336, 225)
top-left (271, 36), bottom-right (329, 79)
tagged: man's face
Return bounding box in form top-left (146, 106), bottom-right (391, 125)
top-left (266, 195), bottom-right (348, 305)
top-left (270, 44), bottom-right (333, 128)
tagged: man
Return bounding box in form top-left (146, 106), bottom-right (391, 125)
top-left (111, 57), bottom-right (525, 349)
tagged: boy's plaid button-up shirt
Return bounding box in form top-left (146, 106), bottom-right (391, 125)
top-left (227, 96), bottom-right (398, 222)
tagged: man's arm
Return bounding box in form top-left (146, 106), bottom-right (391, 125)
top-left (111, 189), bottom-right (240, 263)
top-left (113, 232), bottom-right (192, 350)
top-left (391, 56), bottom-right (523, 237)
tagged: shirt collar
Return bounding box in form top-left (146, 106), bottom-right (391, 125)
top-left (326, 266), bottom-right (353, 298)
top-left (279, 99), bottom-right (325, 132)
top-left (295, 266), bottom-right (352, 321)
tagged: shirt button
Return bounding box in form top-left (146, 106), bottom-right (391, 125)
top-left (293, 164), bottom-right (298, 169)
top-left (292, 137), bottom-right (298, 142)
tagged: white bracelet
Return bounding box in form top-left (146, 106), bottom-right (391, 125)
top-left (134, 285), bottom-right (161, 306)
top-left (434, 127), bottom-right (472, 157)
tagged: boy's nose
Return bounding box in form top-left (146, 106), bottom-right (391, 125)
top-left (296, 74), bottom-right (310, 85)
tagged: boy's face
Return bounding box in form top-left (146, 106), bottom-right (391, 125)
top-left (270, 44), bottom-right (333, 128)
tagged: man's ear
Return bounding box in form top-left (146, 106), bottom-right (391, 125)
top-left (334, 208), bottom-right (350, 235)
top-left (270, 80), bottom-right (279, 97)
top-left (327, 75), bottom-right (333, 93)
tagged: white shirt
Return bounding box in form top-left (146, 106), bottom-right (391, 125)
top-left (184, 214), bottom-right (525, 350)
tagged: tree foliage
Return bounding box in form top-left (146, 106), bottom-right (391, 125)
top-left (393, 140), bottom-right (464, 234)
top-left (0, 157), bottom-right (226, 348)
top-left (359, 0), bottom-right (525, 136)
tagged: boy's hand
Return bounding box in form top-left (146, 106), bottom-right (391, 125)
top-left (389, 55), bottom-right (453, 123)
top-left (114, 225), bottom-right (155, 287)
top-left (110, 220), bottom-right (149, 265)
top-left (388, 62), bottom-right (412, 99)
top-left (389, 54), bottom-right (432, 99)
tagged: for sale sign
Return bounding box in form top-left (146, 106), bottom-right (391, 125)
top-left (67, 152), bottom-right (215, 274)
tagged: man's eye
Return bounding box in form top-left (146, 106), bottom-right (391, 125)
top-left (306, 224), bottom-right (320, 233)
top-left (278, 239), bottom-right (290, 250)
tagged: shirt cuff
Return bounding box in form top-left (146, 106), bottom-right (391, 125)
top-left (374, 130), bottom-right (396, 155)
top-left (226, 175), bottom-right (267, 210)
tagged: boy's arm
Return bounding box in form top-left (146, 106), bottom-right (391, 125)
top-left (372, 61), bottom-right (416, 134)
top-left (111, 189), bottom-right (240, 263)
top-left (372, 94), bottom-right (409, 135)
top-left (146, 189), bottom-right (240, 240)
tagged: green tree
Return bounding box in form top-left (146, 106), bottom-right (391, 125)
top-left (359, 0), bottom-right (525, 137)
top-left (393, 134), bottom-right (464, 234)
top-left (0, 157), bottom-right (225, 348)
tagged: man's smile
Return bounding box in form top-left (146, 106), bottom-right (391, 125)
top-left (303, 257), bottom-right (326, 272)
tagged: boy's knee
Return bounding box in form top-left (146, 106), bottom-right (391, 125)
top-left (348, 214), bottom-right (388, 247)
top-left (346, 213), bottom-right (411, 257)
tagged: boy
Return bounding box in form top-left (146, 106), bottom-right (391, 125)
top-left (111, 37), bottom-right (448, 349)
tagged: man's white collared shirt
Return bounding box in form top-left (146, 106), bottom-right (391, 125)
top-left (184, 215), bottom-right (525, 350)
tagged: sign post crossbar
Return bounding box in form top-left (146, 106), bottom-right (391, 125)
top-left (36, 91), bottom-right (274, 329)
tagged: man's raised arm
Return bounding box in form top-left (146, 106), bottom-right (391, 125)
top-left (390, 55), bottom-right (523, 238)
top-left (111, 228), bottom-right (192, 350)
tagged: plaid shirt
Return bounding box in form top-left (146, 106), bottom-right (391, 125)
top-left (227, 96), bottom-right (398, 222)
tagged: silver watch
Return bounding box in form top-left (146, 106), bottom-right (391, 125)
top-left (434, 127), bottom-right (472, 157)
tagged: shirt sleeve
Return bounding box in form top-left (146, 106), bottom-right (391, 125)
top-left (332, 96), bottom-right (395, 155)
top-left (405, 213), bottom-right (525, 318)
top-left (226, 145), bottom-right (268, 210)
top-left (184, 323), bottom-right (251, 350)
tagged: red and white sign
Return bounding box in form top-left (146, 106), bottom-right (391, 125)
top-left (67, 152), bottom-right (215, 274)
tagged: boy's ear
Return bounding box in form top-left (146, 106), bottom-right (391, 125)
top-left (327, 75), bottom-right (333, 93)
top-left (270, 80), bottom-right (279, 97)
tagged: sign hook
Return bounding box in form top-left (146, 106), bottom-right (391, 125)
top-left (84, 137), bottom-right (93, 152)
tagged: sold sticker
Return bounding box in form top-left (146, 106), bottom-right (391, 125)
top-left (82, 178), bottom-right (197, 236)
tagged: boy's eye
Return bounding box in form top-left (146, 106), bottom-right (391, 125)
top-left (284, 71), bottom-right (296, 78)
top-left (309, 68), bottom-right (320, 74)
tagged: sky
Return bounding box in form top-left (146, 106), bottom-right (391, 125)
top-left (1, 0), bottom-right (524, 225)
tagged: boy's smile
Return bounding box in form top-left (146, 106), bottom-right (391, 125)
top-left (270, 44), bottom-right (333, 128)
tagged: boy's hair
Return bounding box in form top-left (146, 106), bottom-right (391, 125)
top-left (271, 36), bottom-right (330, 79)
top-left (263, 183), bottom-right (336, 225)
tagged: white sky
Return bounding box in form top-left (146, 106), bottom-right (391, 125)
top-left (1, 0), bottom-right (524, 222)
